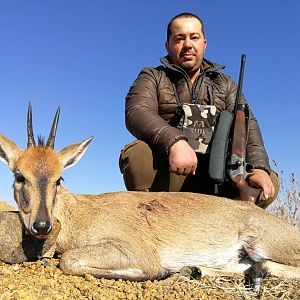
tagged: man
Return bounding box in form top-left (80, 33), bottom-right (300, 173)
top-left (120, 13), bottom-right (279, 208)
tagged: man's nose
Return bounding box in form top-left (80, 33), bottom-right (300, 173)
top-left (183, 38), bottom-right (192, 48)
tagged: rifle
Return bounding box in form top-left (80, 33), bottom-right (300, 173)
top-left (227, 54), bottom-right (261, 203)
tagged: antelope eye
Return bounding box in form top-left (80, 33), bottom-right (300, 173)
top-left (56, 177), bottom-right (63, 186)
top-left (15, 173), bottom-right (25, 183)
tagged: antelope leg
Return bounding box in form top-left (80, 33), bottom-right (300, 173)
top-left (59, 238), bottom-right (165, 280)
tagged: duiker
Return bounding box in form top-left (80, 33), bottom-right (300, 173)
top-left (0, 104), bottom-right (299, 292)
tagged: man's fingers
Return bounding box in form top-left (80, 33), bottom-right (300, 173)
top-left (247, 169), bottom-right (275, 201)
top-left (270, 184), bottom-right (275, 197)
top-left (169, 165), bottom-right (185, 175)
top-left (191, 165), bottom-right (197, 175)
top-left (262, 181), bottom-right (275, 200)
top-left (168, 140), bottom-right (197, 176)
top-left (176, 167), bottom-right (191, 176)
top-left (169, 165), bottom-right (196, 176)
top-left (169, 165), bottom-right (176, 173)
top-left (176, 167), bottom-right (185, 175)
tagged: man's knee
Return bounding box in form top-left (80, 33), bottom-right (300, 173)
top-left (119, 140), bottom-right (185, 192)
top-left (119, 140), bottom-right (157, 191)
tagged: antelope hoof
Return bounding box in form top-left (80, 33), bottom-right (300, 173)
top-left (179, 266), bottom-right (202, 280)
top-left (247, 264), bottom-right (268, 293)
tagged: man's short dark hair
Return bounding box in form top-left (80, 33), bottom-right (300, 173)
top-left (167, 13), bottom-right (205, 41)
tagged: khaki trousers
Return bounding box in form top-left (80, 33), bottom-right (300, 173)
top-left (119, 140), bottom-right (279, 209)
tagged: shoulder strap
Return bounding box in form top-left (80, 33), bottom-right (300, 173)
top-left (171, 82), bottom-right (182, 106)
top-left (168, 82), bottom-right (184, 127)
top-left (191, 70), bottom-right (207, 103)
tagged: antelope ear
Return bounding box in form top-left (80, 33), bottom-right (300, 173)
top-left (58, 137), bottom-right (93, 170)
top-left (0, 134), bottom-right (23, 171)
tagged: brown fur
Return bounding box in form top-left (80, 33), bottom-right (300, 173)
top-left (0, 211), bottom-right (60, 263)
top-left (0, 131), bottom-right (299, 291)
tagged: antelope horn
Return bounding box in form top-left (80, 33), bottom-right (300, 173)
top-left (46, 107), bottom-right (60, 149)
top-left (27, 102), bottom-right (36, 148)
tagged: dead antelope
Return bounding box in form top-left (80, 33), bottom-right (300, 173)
top-left (0, 104), bottom-right (299, 292)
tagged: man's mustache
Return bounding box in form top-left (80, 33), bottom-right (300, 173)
top-left (180, 51), bottom-right (195, 58)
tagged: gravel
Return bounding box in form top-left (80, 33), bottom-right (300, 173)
top-left (1, 257), bottom-right (299, 299)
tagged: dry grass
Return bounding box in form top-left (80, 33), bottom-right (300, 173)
top-left (0, 200), bottom-right (16, 212)
top-left (268, 161), bottom-right (300, 228)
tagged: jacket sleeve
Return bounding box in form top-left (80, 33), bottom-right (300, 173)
top-left (220, 74), bottom-right (271, 174)
top-left (125, 68), bottom-right (187, 156)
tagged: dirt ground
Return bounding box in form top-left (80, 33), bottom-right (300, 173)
top-left (0, 258), bottom-right (299, 300)
top-left (0, 201), bottom-right (299, 300)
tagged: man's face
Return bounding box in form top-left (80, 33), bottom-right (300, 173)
top-left (166, 17), bottom-right (207, 75)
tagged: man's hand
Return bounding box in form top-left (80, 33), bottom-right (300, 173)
top-left (247, 169), bottom-right (275, 201)
top-left (168, 140), bottom-right (197, 176)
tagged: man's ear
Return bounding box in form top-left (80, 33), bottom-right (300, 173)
top-left (0, 134), bottom-right (22, 171)
top-left (165, 41), bottom-right (170, 54)
top-left (58, 137), bottom-right (93, 170)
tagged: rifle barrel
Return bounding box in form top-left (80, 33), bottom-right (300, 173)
top-left (236, 54), bottom-right (246, 107)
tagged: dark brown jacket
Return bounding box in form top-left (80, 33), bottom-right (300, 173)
top-left (125, 56), bottom-right (271, 173)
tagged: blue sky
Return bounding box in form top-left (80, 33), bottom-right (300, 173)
top-left (0, 1), bottom-right (299, 205)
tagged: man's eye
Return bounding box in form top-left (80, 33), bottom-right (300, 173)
top-left (191, 35), bottom-right (200, 40)
top-left (175, 36), bottom-right (184, 42)
top-left (15, 173), bottom-right (25, 183)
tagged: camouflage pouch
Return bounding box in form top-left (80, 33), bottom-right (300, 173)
top-left (177, 104), bottom-right (217, 154)
top-left (169, 75), bottom-right (217, 154)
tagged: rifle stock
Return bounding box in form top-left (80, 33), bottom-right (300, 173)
top-left (228, 54), bottom-right (261, 204)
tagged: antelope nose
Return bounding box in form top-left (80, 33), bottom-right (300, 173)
top-left (32, 220), bottom-right (52, 236)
